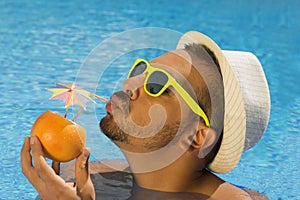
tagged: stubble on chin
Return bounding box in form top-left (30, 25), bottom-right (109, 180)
top-left (100, 112), bottom-right (182, 152)
top-left (99, 114), bottom-right (129, 143)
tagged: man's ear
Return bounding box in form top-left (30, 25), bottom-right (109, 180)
top-left (191, 123), bottom-right (217, 152)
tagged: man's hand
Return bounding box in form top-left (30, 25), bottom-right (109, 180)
top-left (21, 136), bottom-right (95, 200)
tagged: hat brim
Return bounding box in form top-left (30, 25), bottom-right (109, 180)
top-left (177, 31), bottom-right (247, 174)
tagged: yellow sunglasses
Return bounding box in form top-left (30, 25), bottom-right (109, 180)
top-left (127, 58), bottom-right (210, 127)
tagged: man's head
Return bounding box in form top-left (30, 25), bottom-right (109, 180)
top-left (100, 43), bottom-right (224, 168)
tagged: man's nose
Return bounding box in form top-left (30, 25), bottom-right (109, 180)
top-left (123, 73), bottom-right (146, 100)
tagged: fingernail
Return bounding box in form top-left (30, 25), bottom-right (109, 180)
top-left (83, 148), bottom-right (90, 158)
top-left (80, 150), bottom-right (89, 168)
top-left (30, 136), bottom-right (35, 145)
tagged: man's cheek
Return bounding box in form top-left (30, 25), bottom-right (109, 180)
top-left (129, 105), bottom-right (152, 126)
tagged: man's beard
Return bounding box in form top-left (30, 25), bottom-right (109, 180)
top-left (99, 111), bottom-right (195, 152)
top-left (100, 113), bottom-right (130, 143)
top-left (99, 91), bottom-right (131, 143)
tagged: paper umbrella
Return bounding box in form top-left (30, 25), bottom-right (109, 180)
top-left (48, 83), bottom-right (108, 121)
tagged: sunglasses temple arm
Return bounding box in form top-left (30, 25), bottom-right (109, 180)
top-left (174, 83), bottom-right (210, 127)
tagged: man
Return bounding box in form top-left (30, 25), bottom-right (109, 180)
top-left (21, 31), bottom-right (270, 199)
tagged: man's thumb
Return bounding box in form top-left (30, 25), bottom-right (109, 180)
top-left (75, 148), bottom-right (90, 188)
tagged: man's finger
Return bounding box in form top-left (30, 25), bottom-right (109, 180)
top-left (21, 137), bottom-right (41, 180)
top-left (75, 148), bottom-right (90, 187)
top-left (21, 137), bottom-right (47, 194)
top-left (30, 136), bottom-right (64, 185)
top-left (21, 137), bottom-right (36, 179)
top-left (75, 148), bottom-right (95, 199)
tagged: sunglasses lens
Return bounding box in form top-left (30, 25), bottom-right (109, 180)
top-left (146, 71), bottom-right (168, 94)
top-left (129, 61), bottom-right (147, 77)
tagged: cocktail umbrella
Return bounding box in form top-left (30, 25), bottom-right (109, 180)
top-left (48, 83), bottom-right (108, 121)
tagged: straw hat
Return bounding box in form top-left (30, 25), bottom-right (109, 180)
top-left (177, 31), bottom-right (270, 174)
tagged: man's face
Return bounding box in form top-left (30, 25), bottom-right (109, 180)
top-left (100, 50), bottom-right (201, 153)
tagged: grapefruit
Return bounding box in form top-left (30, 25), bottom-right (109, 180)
top-left (31, 110), bottom-right (86, 162)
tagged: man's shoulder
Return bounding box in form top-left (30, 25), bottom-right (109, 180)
top-left (208, 182), bottom-right (249, 200)
top-left (244, 188), bottom-right (269, 200)
top-left (211, 182), bottom-right (268, 200)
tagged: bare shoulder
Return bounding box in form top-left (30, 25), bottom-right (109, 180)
top-left (210, 182), bottom-right (249, 200)
top-left (244, 188), bottom-right (269, 200)
top-left (211, 182), bottom-right (268, 200)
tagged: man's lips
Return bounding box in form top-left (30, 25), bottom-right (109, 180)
top-left (105, 92), bottom-right (130, 115)
top-left (105, 95), bottom-right (121, 114)
top-left (105, 101), bottom-right (120, 114)
top-left (105, 101), bottom-right (112, 114)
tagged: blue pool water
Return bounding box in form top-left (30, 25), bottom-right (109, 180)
top-left (0, 0), bottom-right (299, 199)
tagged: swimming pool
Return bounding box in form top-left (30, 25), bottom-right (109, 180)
top-left (1, 0), bottom-right (299, 199)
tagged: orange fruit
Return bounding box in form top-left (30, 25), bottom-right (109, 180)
top-left (31, 110), bottom-right (86, 162)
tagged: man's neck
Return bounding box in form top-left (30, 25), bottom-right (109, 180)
top-left (129, 151), bottom-right (223, 194)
